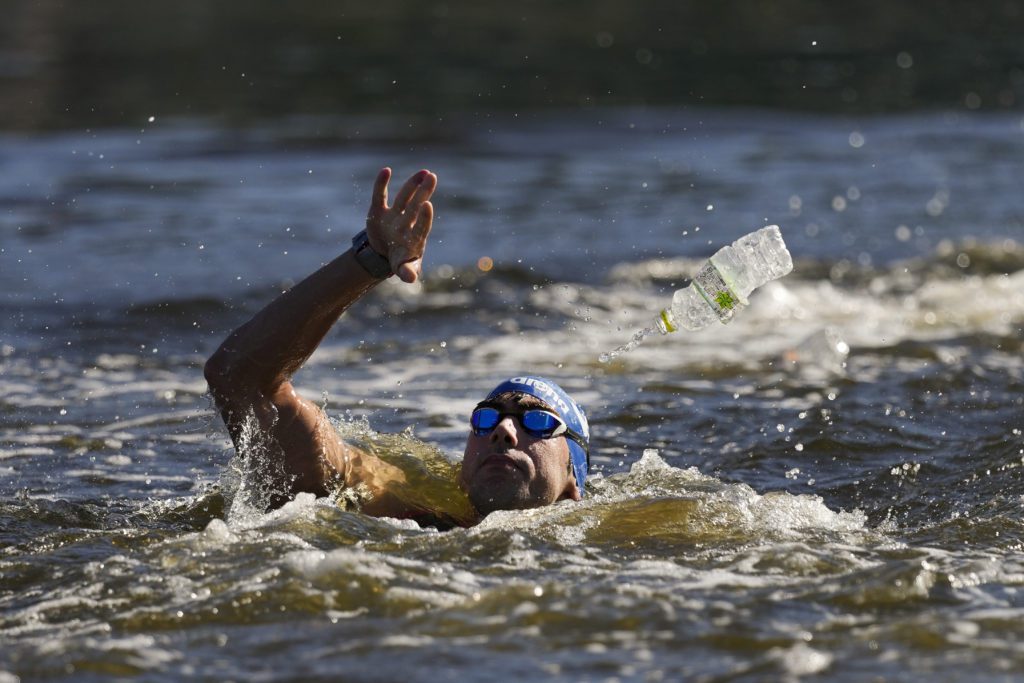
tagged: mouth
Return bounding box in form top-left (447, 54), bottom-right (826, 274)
top-left (478, 453), bottom-right (526, 476)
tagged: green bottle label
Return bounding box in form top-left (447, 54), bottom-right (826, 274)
top-left (693, 262), bottom-right (738, 321)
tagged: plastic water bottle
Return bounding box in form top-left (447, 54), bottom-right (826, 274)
top-left (599, 225), bottom-right (794, 362)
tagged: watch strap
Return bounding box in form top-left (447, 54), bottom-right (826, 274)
top-left (351, 230), bottom-right (393, 279)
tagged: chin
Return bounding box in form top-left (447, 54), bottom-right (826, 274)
top-left (467, 483), bottom-right (538, 516)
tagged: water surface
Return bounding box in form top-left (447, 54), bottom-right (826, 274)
top-left (2, 108), bottom-right (1024, 681)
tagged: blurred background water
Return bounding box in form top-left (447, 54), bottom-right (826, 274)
top-left (2, 2), bottom-right (1024, 681)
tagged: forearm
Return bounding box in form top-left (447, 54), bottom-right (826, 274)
top-left (206, 249), bottom-right (381, 392)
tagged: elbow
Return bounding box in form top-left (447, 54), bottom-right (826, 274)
top-left (204, 348), bottom-right (234, 396)
top-left (204, 344), bottom-right (277, 399)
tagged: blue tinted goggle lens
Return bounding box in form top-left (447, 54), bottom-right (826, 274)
top-left (470, 407), bottom-right (565, 438)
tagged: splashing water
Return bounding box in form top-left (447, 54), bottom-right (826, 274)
top-left (598, 325), bottom-right (659, 363)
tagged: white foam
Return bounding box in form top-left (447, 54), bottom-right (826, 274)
top-left (744, 490), bottom-right (866, 536)
top-left (377, 634), bottom-right (436, 648)
top-left (80, 634), bottom-right (180, 669)
top-left (384, 586), bottom-right (465, 609)
top-left (770, 643), bottom-right (833, 676)
top-left (0, 447), bottom-right (54, 458)
top-left (284, 547), bottom-right (398, 582)
top-left (201, 517), bottom-right (239, 544)
top-left (642, 450), bottom-right (865, 534)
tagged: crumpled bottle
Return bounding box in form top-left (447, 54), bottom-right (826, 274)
top-left (657, 225), bottom-right (794, 332)
top-left (600, 225), bottom-right (794, 362)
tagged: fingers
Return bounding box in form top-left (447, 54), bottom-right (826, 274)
top-left (390, 169), bottom-right (434, 214)
top-left (405, 172), bottom-right (437, 218)
top-left (368, 167), bottom-right (391, 219)
top-left (365, 167), bottom-right (437, 283)
top-left (392, 200), bottom-right (433, 283)
top-left (412, 198), bottom-right (434, 240)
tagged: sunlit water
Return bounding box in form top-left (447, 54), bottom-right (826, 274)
top-left (2, 109), bottom-right (1024, 681)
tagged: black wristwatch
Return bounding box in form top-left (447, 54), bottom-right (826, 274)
top-left (351, 230), bottom-right (393, 279)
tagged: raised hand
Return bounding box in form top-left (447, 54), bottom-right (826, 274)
top-left (365, 167), bottom-right (437, 283)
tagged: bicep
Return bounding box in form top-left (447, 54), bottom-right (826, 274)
top-left (267, 382), bottom-right (351, 496)
top-left (208, 374), bottom-right (411, 513)
top-left (271, 388), bottom-right (413, 515)
top-left (208, 371), bottom-right (349, 497)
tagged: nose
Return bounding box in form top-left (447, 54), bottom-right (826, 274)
top-left (489, 416), bottom-right (519, 447)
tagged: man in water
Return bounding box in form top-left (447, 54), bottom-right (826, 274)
top-left (204, 168), bottom-right (590, 526)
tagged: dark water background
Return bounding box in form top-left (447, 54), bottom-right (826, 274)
top-left (3, 3), bottom-right (1024, 681)
top-left (3, 0), bottom-right (1024, 130)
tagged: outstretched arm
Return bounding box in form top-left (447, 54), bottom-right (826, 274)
top-left (204, 167), bottom-right (437, 511)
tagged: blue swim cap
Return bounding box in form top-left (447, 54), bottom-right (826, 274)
top-left (484, 376), bottom-right (590, 496)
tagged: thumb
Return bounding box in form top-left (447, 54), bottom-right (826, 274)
top-left (396, 258), bottom-right (422, 284)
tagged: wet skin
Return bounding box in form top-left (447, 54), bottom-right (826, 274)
top-left (206, 168), bottom-right (579, 524)
top-left (459, 396), bottom-right (581, 515)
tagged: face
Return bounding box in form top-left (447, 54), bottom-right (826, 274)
top-left (459, 395), bottom-right (581, 516)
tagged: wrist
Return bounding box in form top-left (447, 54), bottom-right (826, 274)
top-left (351, 230), bottom-right (393, 279)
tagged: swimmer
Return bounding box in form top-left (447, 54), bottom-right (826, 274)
top-left (204, 168), bottom-right (589, 526)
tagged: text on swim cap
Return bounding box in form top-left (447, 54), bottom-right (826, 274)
top-left (508, 376), bottom-right (589, 439)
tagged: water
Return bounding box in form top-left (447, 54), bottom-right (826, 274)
top-left (2, 108), bottom-right (1024, 681)
top-left (600, 326), bottom-right (658, 364)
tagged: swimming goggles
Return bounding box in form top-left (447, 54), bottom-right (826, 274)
top-left (470, 404), bottom-right (589, 456)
